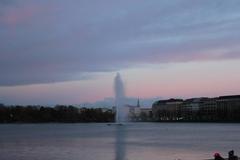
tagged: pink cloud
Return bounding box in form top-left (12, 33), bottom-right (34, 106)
top-left (0, 4), bottom-right (47, 28)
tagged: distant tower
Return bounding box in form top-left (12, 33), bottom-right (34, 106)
top-left (137, 98), bottom-right (140, 107)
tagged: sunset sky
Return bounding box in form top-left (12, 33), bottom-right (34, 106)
top-left (1, 0), bottom-right (240, 105)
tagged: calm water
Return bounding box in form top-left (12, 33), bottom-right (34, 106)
top-left (0, 123), bottom-right (239, 160)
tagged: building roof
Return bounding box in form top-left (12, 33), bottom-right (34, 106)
top-left (184, 97), bottom-right (209, 103)
top-left (218, 95), bottom-right (240, 99)
top-left (154, 98), bottom-right (183, 105)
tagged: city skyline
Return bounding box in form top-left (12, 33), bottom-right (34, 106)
top-left (1, 1), bottom-right (240, 105)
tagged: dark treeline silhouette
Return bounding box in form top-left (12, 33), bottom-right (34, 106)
top-left (0, 104), bottom-right (114, 123)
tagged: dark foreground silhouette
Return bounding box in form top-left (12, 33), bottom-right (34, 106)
top-left (206, 150), bottom-right (239, 160)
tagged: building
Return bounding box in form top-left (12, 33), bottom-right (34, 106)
top-left (198, 98), bottom-right (217, 120)
top-left (152, 99), bottom-right (183, 121)
top-left (140, 108), bottom-right (152, 121)
top-left (152, 95), bottom-right (240, 122)
top-left (126, 99), bottom-right (153, 121)
top-left (181, 97), bottom-right (210, 120)
top-left (127, 104), bottom-right (141, 121)
top-left (216, 95), bottom-right (240, 121)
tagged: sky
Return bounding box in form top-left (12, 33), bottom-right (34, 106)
top-left (0, 0), bottom-right (240, 105)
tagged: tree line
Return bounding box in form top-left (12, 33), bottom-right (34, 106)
top-left (0, 104), bottom-right (114, 123)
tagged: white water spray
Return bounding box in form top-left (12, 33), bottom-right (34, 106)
top-left (114, 73), bottom-right (127, 123)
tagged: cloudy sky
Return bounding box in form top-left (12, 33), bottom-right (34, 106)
top-left (1, 0), bottom-right (240, 105)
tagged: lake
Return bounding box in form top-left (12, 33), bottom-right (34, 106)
top-left (0, 123), bottom-right (239, 160)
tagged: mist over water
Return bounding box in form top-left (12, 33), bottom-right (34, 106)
top-left (114, 73), bottom-right (127, 123)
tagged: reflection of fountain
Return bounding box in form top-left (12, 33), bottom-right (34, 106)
top-left (115, 125), bottom-right (126, 160)
top-left (114, 73), bottom-right (127, 123)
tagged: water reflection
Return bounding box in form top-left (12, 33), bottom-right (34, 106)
top-left (115, 125), bottom-right (126, 160)
top-left (1, 123), bottom-right (240, 160)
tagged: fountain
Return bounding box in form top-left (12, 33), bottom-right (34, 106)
top-left (114, 73), bottom-right (127, 124)
top-left (107, 73), bottom-right (127, 126)
top-left (113, 73), bottom-right (127, 160)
